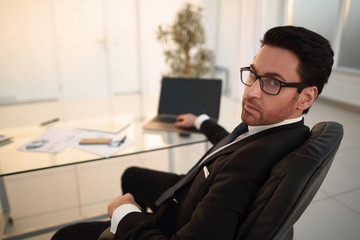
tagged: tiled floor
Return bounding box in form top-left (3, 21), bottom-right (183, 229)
top-left (4, 97), bottom-right (360, 239)
top-left (294, 98), bottom-right (360, 240)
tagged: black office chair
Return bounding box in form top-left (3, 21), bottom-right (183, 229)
top-left (99, 121), bottom-right (343, 240)
top-left (235, 121), bottom-right (343, 240)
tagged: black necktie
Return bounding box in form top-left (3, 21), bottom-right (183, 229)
top-left (208, 122), bottom-right (248, 154)
top-left (227, 122), bottom-right (249, 142)
top-left (154, 122), bottom-right (248, 206)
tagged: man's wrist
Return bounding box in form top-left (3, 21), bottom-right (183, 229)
top-left (195, 114), bottom-right (210, 130)
top-left (110, 204), bottom-right (141, 234)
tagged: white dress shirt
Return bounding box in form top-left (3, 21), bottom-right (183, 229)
top-left (110, 114), bottom-right (304, 233)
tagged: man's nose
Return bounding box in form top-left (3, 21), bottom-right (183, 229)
top-left (246, 79), bottom-right (263, 97)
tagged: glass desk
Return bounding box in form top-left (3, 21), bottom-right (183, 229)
top-left (0, 93), bottom-right (213, 239)
top-left (0, 93), bottom-right (209, 176)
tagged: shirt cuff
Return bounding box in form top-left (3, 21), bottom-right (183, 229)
top-left (195, 114), bottom-right (210, 130)
top-left (110, 204), bottom-right (141, 234)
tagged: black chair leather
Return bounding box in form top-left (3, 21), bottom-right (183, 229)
top-left (99, 121), bottom-right (343, 240)
top-left (236, 121), bottom-right (343, 240)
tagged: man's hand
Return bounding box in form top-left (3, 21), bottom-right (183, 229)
top-left (108, 193), bottom-right (141, 219)
top-left (174, 113), bottom-right (197, 128)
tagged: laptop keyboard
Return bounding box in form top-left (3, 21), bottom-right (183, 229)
top-left (154, 116), bottom-right (177, 123)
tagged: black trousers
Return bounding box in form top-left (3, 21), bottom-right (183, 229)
top-left (51, 167), bottom-right (180, 240)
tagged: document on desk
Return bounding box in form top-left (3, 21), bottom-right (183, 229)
top-left (18, 128), bottom-right (77, 153)
top-left (76, 115), bottom-right (132, 134)
top-left (18, 128), bottom-right (135, 157)
top-left (71, 129), bottom-right (135, 158)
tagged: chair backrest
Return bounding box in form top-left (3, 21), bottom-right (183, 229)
top-left (236, 121), bottom-right (343, 240)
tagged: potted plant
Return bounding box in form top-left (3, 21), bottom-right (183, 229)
top-left (156, 2), bottom-right (213, 78)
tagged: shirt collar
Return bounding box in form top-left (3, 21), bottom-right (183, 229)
top-left (248, 115), bottom-right (304, 136)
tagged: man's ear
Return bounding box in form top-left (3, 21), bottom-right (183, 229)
top-left (298, 86), bottom-right (318, 111)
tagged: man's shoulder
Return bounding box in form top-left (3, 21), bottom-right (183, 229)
top-left (246, 122), bottom-right (310, 156)
top-left (256, 119), bottom-right (308, 138)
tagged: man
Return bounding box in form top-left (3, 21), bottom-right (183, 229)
top-left (52, 26), bottom-right (334, 240)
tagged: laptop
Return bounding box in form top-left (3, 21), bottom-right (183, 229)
top-left (143, 77), bottom-right (222, 133)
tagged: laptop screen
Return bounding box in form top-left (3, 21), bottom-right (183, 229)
top-left (158, 77), bottom-right (222, 119)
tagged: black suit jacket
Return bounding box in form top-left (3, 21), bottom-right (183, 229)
top-left (115, 120), bottom-right (309, 240)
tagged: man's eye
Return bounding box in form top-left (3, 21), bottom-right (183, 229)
top-left (267, 79), bottom-right (280, 86)
top-left (272, 80), bottom-right (280, 86)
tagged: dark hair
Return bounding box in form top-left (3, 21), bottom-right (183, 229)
top-left (261, 26), bottom-right (334, 113)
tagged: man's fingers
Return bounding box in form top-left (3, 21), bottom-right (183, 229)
top-left (108, 193), bottom-right (141, 218)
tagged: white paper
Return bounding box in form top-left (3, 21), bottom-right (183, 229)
top-left (76, 115), bottom-right (132, 134)
top-left (70, 129), bottom-right (135, 158)
top-left (18, 128), bottom-right (77, 153)
top-left (18, 127), bottom-right (135, 157)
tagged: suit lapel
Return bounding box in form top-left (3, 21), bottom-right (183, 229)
top-left (181, 119), bottom-right (305, 187)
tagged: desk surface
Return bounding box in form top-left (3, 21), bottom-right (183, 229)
top-left (0, 94), bottom-right (211, 176)
top-left (0, 93), bottom-right (241, 176)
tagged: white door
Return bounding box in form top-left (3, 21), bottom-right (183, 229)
top-left (52, 0), bottom-right (109, 100)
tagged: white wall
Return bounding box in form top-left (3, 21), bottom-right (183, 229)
top-left (0, 0), bottom-right (60, 103)
top-left (0, 0), bottom-right (140, 103)
top-left (323, 69), bottom-right (360, 107)
top-left (0, 0), bottom-right (219, 103)
top-left (289, 0), bottom-right (360, 107)
top-left (52, 0), bottom-right (110, 100)
top-left (105, 0), bottom-right (140, 95)
top-left (1, 0), bottom-right (359, 107)
top-left (137, 0), bottom-right (184, 93)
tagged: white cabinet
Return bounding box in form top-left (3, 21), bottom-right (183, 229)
top-left (0, 0), bottom-right (60, 103)
top-left (0, 0), bottom-right (140, 103)
top-left (52, 0), bottom-right (110, 100)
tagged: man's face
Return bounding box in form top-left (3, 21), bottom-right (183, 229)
top-left (241, 45), bottom-right (304, 126)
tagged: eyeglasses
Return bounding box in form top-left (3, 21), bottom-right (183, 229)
top-left (240, 67), bottom-right (309, 96)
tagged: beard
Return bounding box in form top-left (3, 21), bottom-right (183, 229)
top-left (241, 94), bottom-right (299, 126)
